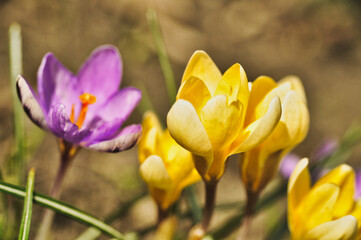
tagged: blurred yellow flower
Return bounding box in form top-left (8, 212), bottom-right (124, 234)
top-left (167, 51), bottom-right (282, 182)
top-left (288, 158), bottom-right (361, 240)
top-left (138, 111), bottom-right (200, 210)
top-left (240, 75), bottom-right (309, 195)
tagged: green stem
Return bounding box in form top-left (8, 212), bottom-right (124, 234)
top-left (9, 22), bottom-right (25, 185)
top-left (18, 168), bottom-right (35, 240)
top-left (0, 181), bottom-right (126, 239)
top-left (146, 8), bottom-right (177, 104)
top-left (185, 186), bottom-right (202, 224)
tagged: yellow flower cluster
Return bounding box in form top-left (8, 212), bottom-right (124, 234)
top-left (288, 158), bottom-right (361, 240)
top-left (139, 51), bottom-right (318, 239)
top-left (138, 111), bottom-right (200, 211)
top-left (167, 51), bottom-right (284, 182)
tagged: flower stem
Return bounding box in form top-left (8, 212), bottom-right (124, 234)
top-left (35, 140), bottom-right (77, 240)
top-left (157, 206), bottom-right (169, 224)
top-left (187, 181), bottom-right (218, 240)
top-left (236, 189), bottom-right (259, 240)
top-left (201, 181), bottom-right (218, 231)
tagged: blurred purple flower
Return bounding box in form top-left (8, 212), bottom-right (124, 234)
top-left (17, 45), bottom-right (142, 152)
top-left (279, 153), bottom-right (301, 179)
top-left (355, 170), bottom-right (361, 199)
top-left (311, 137), bottom-right (338, 161)
top-left (279, 138), bottom-right (339, 179)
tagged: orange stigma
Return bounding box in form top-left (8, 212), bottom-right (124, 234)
top-left (70, 93), bottom-right (96, 128)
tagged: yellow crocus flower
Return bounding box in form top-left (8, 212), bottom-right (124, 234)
top-left (241, 75), bottom-right (309, 194)
top-left (288, 158), bottom-right (361, 240)
top-left (138, 111), bottom-right (201, 211)
top-left (167, 51), bottom-right (282, 182)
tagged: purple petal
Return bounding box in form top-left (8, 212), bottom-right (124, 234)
top-left (279, 153), bottom-right (300, 179)
top-left (86, 87), bottom-right (141, 124)
top-left (77, 46), bottom-right (122, 106)
top-left (47, 104), bottom-right (91, 144)
top-left (86, 124), bottom-right (142, 152)
top-left (16, 75), bottom-right (48, 130)
top-left (355, 170), bottom-right (361, 199)
top-left (37, 53), bottom-right (80, 114)
top-left (83, 117), bottom-right (124, 143)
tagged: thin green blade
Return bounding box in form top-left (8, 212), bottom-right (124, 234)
top-left (18, 168), bottom-right (35, 240)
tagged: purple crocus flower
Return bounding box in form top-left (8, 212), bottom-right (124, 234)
top-left (279, 153), bottom-right (300, 179)
top-left (17, 45), bottom-right (142, 152)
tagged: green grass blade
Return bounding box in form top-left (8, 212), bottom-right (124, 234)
top-left (146, 8), bottom-right (177, 104)
top-left (18, 168), bottom-right (35, 240)
top-left (0, 181), bottom-right (127, 240)
top-left (312, 123), bottom-right (361, 172)
top-left (265, 212), bottom-right (288, 240)
top-left (8, 22), bottom-right (26, 185)
top-left (184, 186), bottom-right (202, 224)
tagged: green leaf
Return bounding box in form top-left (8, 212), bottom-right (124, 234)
top-left (146, 8), bottom-right (177, 104)
top-left (8, 22), bottom-right (26, 185)
top-left (265, 212), bottom-right (288, 240)
top-left (184, 186), bottom-right (202, 224)
top-left (18, 168), bottom-right (35, 240)
top-left (0, 181), bottom-right (127, 240)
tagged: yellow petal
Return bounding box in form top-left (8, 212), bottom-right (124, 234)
top-left (305, 215), bottom-right (357, 240)
top-left (140, 155), bottom-right (173, 189)
top-left (254, 81), bottom-right (292, 118)
top-left (178, 168), bottom-right (201, 190)
top-left (155, 216), bottom-right (178, 240)
top-left (351, 199), bottom-right (361, 230)
top-left (288, 158), bottom-right (311, 233)
top-left (293, 100), bottom-right (310, 146)
top-left (244, 76), bottom-right (277, 126)
top-left (167, 99), bottom-right (213, 158)
top-left (181, 50), bottom-right (222, 95)
top-left (235, 96), bottom-right (282, 153)
top-left (241, 148), bottom-right (261, 192)
top-left (279, 75), bottom-right (307, 104)
top-left (280, 91), bottom-right (304, 142)
top-left (314, 164), bottom-right (355, 218)
top-left (177, 76), bottom-right (212, 113)
top-left (298, 183), bottom-right (339, 233)
top-left (205, 150), bottom-right (231, 181)
top-left (215, 63), bottom-right (248, 105)
top-left (254, 148), bottom-right (285, 193)
top-left (142, 111), bottom-right (162, 133)
top-left (160, 129), bottom-right (182, 165)
top-left (162, 130), bottom-right (196, 183)
top-left (200, 95), bottom-right (243, 150)
top-left (138, 111), bottom-right (163, 163)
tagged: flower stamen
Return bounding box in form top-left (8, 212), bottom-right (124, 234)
top-left (70, 93), bottom-right (96, 128)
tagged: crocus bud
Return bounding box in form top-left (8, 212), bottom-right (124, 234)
top-left (240, 75), bottom-right (309, 195)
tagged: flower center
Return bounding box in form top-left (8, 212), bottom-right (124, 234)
top-left (70, 93), bottom-right (96, 128)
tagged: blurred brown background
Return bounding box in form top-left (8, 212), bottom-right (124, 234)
top-left (1, 0), bottom-right (361, 239)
